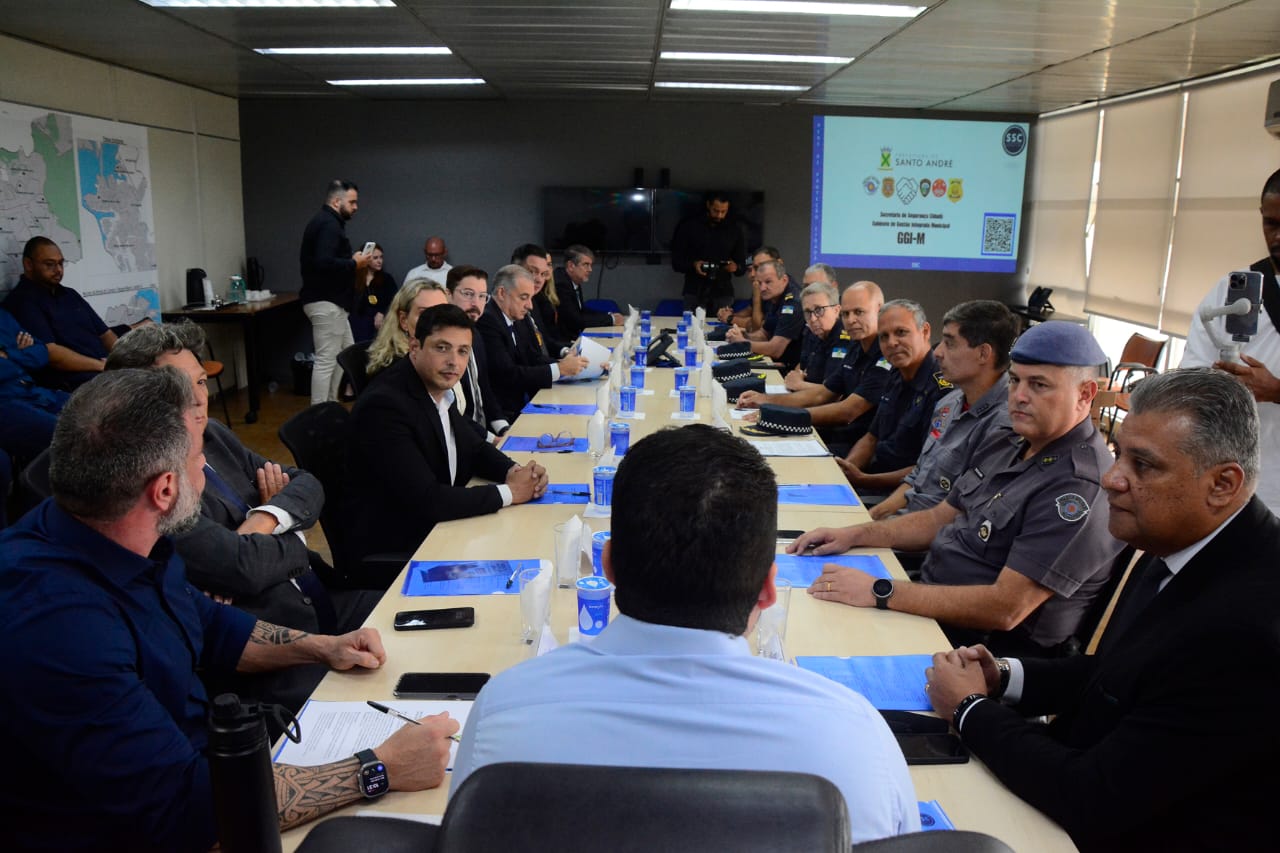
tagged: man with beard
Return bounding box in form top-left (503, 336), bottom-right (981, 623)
top-left (671, 191), bottom-right (746, 313)
top-left (446, 265), bottom-right (509, 439)
top-left (0, 368), bottom-right (458, 850)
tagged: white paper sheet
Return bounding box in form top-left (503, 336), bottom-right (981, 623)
top-left (273, 700), bottom-right (473, 770)
top-left (743, 438), bottom-right (830, 457)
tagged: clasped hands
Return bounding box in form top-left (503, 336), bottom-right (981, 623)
top-left (506, 460), bottom-right (549, 504)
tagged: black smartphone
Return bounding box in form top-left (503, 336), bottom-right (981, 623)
top-left (393, 607), bottom-right (475, 631)
top-left (897, 732), bottom-right (969, 765)
top-left (776, 529), bottom-right (805, 543)
top-left (393, 672), bottom-right (491, 699)
top-left (1225, 270), bottom-right (1263, 337)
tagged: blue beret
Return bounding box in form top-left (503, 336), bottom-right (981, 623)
top-left (1010, 322), bottom-right (1107, 367)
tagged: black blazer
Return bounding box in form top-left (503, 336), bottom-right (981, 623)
top-left (553, 267), bottom-right (612, 339)
top-left (457, 331), bottom-right (506, 435)
top-left (344, 357), bottom-right (516, 565)
top-left (959, 496), bottom-right (1280, 852)
top-left (531, 290), bottom-right (569, 356)
top-left (475, 299), bottom-right (554, 422)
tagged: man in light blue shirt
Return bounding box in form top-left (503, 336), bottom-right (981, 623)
top-left (451, 425), bottom-right (919, 843)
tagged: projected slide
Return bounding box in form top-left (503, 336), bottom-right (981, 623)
top-left (811, 116), bottom-right (1030, 273)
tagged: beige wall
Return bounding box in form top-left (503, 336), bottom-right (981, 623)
top-left (0, 33), bottom-right (248, 386)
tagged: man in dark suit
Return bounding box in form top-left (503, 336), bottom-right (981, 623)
top-left (475, 264), bottom-right (589, 423)
top-left (924, 368), bottom-right (1280, 852)
top-left (445, 264), bottom-right (510, 439)
top-left (553, 245), bottom-right (622, 340)
top-left (346, 304), bottom-right (548, 568)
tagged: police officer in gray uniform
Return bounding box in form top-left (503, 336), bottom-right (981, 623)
top-left (791, 321), bottom-right (1125, 658)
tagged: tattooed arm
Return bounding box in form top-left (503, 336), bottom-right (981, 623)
top-left (236, 621), bottom-right (388, 673)
top-left (272, 711), bottom-right (461, 830)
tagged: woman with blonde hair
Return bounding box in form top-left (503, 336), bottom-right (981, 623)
top-left (365, 278), bottom-right (448, 377)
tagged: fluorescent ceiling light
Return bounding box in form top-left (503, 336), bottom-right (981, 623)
top-left (661, 50), bottom-right (851, 64)
top-left (669, 1), bottom-right (924, 17)
top-left (140, 1), bottom-right (395, 8)
top-left (656, 81), bottom-right (808, 92)
top-left (257, 47), bottom-right (450, 55)
top-left (328, 77), bottom-right (485, 86)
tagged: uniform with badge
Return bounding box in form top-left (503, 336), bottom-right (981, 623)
top-left (799, 324), bottom-right (852, 386)
top-left (919, 323), bottom-right (1124, 657)
top-left (899, 374), bottom-right (1011, 514)
top-left (862, 351), bottom-right (950, 476)
top-left (821, 339), bottom-right (892, 455)
top-left (761, 281), bottom-right (805, 371)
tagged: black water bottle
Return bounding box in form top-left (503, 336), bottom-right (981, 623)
top-left (208, 693), bottom-right (283, 853)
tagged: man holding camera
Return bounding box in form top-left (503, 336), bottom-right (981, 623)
top-left (671, 191), bottom-right (746, 313)
top-left (1180, 167), bottom-right (1280, 516)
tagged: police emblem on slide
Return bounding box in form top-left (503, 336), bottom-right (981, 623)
top-left (978, 520), bottom-right (992, 541)
top-left (863, 176), bottom-right (879, 195)
top-left (1056, 493), bottom-right (1089, 522)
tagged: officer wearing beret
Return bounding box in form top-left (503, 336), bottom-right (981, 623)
top-left (791, 321), bottom-right (1125, 658)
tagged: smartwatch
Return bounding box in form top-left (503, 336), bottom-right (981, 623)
top-left (872, 578), bottom-right (894, 610)
top-left (355, 748), bottom-right (389, 799)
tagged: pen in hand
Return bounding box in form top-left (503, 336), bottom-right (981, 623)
top-left (367, 701), bottom-right (462, 741)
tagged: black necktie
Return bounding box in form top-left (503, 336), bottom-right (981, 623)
top-left (1104, 555), bottom-right (1170, 647)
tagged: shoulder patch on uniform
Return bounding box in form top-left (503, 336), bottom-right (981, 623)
top-left (978, 519), bottom-right (992, 541)
top-left (781, 305), bottom-right (795, 314)
top-left (1040, 455), bottom-right (1057, 465)
top-left (933, 371), bottom-right (953, 389)
top-left (874, 358), bottom-right (892, 371)
top-left (831, 347), bottom-right (849, 360)
top-left (839, 330), bottom-right (851, 341)
top-left (1055, 493), bottom-right (1089, 523)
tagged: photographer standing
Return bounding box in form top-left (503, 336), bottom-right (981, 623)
top-left (671, 191), bottom-right (746, 313)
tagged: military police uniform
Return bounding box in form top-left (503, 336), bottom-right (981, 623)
top-left (760, 280), bottom-right (804, 371)
top-left (863, 350), bottom-right (950, 475)
top-left (923, 420), bottom-right (1122, 655)
top-left (799, 323), bottom-right (852, 386)
top-left (900, 374), bottom-right (1011, 514)
top-left (820, 338), bottom-right (891, 455)
top-left (916, 321), bottom-right (1124, 657)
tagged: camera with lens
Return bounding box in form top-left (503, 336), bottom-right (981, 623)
top-left (701, 260), bottom-right (723, 277)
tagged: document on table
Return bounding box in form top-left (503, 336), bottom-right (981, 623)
top-left (273, 700), bottom-right (473, 771)
top-left (401, 558), bottom-right (546, 596)
top-left (774, 554), bottom-right (889, 587)
top-left (918, 800), bottom-right (955, 831)
top-left (776, 484), bottom-right (859, 506)
top-left (795, 655), bottom-right (933, 711)
top-left (743, 438), bottom-right (829, 457)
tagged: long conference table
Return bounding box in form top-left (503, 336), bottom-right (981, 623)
top-left (281, 325), bottom-right (1077, 852)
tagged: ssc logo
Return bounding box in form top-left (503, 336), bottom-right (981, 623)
top-left (1003, 125), bottom-right (1027, 156)
top-left (863, 176), bottom-right (879, 195)
top-left (1056, 493), bottom-right (1090, 523)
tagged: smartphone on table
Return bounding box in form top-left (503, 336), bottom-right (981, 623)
top-left (393, 672), bottom-right (491, 700)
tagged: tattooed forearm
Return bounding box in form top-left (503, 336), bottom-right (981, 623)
top-left (250, 620), bottom-right (310, 646)
top-left (273, 759), bottom-right (363, 831)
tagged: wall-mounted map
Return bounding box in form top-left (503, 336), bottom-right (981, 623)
top-left (0, 101), bottom-right (160, 325)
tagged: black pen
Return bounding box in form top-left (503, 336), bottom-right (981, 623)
top-left (367, 701), bottom-right (462, 741)
top-left (505, 564), bottom-right (522, 588)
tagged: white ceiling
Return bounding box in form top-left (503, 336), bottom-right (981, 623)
top-left (3, 0), bottom-right (1278, 113)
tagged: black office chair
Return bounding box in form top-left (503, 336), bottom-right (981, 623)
top-left (295, 816), bottom-right (437, 853)
top-left (278, 402), bottom-right (408, 589)
top-left (431, 762), bottom-right (850, 853)
top-left (337, 340), bottom-right (373, 398)
top-left (17, 447), bottom-right (52, 505)
top-left (852, 831), bottom-right (1015, 852)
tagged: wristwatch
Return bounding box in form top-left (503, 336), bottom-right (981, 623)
top-left (995, 658), bottom-right (1012, 698)
top-left (355, 748), bottom-right (389, 799)
top-left (872, 578), bottom-right (894, 610)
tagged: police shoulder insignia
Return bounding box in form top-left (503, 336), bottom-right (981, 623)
top-left (781, 305), bottom-right (795, 314)
top-left (839, 330), bottom-right (851, 341)
top-left (978, 519), bottom-right (992, 541)
top-left (1041, 455), bottom-right (1058, 466)
top-left (831, 348), bottom-right (848, 360)
top-left (875, 358), bottom-right (892, 370)
top-left (933, 371), bottom-right (953, 389)
top-left (1055, 493), bottom-right (1089, 523)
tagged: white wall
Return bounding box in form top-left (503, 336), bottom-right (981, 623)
top-left (0, 34), bottom-right (249, 387)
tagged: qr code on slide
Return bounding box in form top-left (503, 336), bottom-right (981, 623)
top-left (981, 213), bottom-right (1016, 256)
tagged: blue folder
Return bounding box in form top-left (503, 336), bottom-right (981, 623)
top-left (777, 484), bottom-right (859, 506)
top-left (502, 436), bottom-right (590, 453)
top-left (529, 484), bottom-right (591, 505)
top-left (582, 331), bottom-right (622, 338)
top-left (773, 553), bottom-right (889, 587)
top-left (401, 559), bottom-right (541, 596)
top-left (918, 800), bottom-right (955, 831)
top-left (795, 654), bottom-right (933, 711)
top-left (522, 403), bottom-right (598, 416)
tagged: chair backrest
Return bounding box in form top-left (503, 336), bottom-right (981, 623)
top-left (277, 402), bottom-right (355, 579)
top-left (337, 341), bottom-right (373, 397)
top-left (654, 298), bottom-right (685, 316)
top-left (1118, 333), bottom-right (1166, 370)
top-left (435, 762), bottom-right (850, 853)
top-left (583, 298), bottom-right (620, 314)
top-left (851, 830), bottom-right (1016, 852)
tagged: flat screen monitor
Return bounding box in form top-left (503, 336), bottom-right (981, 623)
top-left (542, 188), bottom-right (653, 253)
top-left (810, 116), bottom-right (1030, 273)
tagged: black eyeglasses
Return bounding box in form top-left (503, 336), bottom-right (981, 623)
top-left (536, 431), bottom-right (575, 449)
top-left (803, 305), bottom-right (837, 319)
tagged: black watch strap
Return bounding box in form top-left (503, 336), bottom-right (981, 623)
top-left (356, 748), bottom-right (378, 765)
top-left (356, 748), bottom-right (389, 799)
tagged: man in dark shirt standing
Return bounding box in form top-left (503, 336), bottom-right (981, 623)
top-left (299, 179), bottom-right (371, 405)
top-left (670, 191), bottom-right (746, 313)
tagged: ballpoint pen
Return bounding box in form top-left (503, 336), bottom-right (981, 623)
top-left (505, 564), bottom-right (522, 589)
top-left (367, 701), bottom-right (462, 741)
